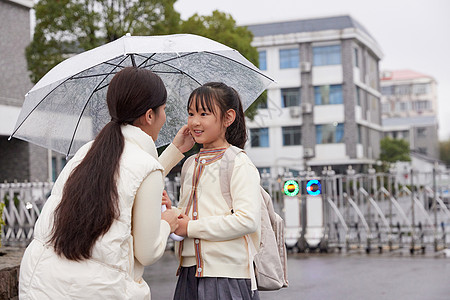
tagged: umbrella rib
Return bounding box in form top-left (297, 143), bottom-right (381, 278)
top-left (136, 53), bottom-right (156, 68)
top-left (139, 53), bottom-right (202, 86)
top-left (9, 55), bottom-right (130, 140)
top-left (204, 51), bottom-right (274, 82)
top-left (71, 72), bottom-right (120, 79)
top-left (66, 55), bottom-right (130, 156)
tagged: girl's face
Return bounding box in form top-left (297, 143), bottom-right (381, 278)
top-left (187, 98), bottom-right (228, 149)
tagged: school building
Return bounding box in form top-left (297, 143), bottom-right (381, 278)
top-left (244, 15), bottom-right (384, 175)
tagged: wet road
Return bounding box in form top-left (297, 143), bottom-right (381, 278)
top-left (144, 250), bottom-right (450, 300)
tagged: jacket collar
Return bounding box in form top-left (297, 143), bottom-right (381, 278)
top-left (120, 124), bottom-right (158, 159)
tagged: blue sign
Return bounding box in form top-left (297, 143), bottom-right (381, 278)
top-left (306, 179), bottom-right (321, 196)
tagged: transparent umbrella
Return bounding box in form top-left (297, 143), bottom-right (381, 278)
top-left (10, 34), bottom-right (273, 157)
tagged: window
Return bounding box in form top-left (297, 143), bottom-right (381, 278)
top-left (313, 45), bottom-right (341, 66)
top-left (282, 126), bottom-right (301, 146)
top-left (412, 84), bottom-right (429, 95)
top-left (357, 125), bottom-right (362, 144)
top-left (250, 128), bottom-right (269, 147)
top-left (381, 86), bottom-right (394, 96)
top-left (257, 98), bottom-right (268, 109)
top-left (414, 100), bottom-right (431, 111)
top-left (382, 102), bottom-right (390, 114)
top-left (314, 85), bottom-right (343, 105)
top-left (279, 48), bottom-right (299, 69)
top-left (316, 123), bottom-right (344, 144)
top-left (259, 50), bottom-right (267, 71)
top-left (417, 127), bottom-right (427, 137)
top-left (281, 88), bottom-right (301, 107)
top-left (354, 47), bottom-right (359, 68)
top-left (395, 85), bottom-right (410, 95)
top-left (396, 101), bottom-right (409, 112)
top-left (52, 157), bottom-right (57, 182)
top-left (257, 167), bottom-right (271, 176)
top-left (417, 147), bottom-right (427, 155)
top-left (355, 86), bottom-right (361, 106)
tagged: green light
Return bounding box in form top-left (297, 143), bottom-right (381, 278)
top-left (283, 180), bottom-right (299, 196)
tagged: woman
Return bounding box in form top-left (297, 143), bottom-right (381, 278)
top-left (19, 67), bottom-right (194, 299)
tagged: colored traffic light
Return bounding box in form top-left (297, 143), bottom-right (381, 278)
top-left (306, 179), bottom-right (321, 196)
top-left (283, 180), bottom-right (299, 196)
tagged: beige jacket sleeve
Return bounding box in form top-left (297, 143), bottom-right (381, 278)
top-left (187, 160), bottom-right (261, 241)
top-left (159, 143), bottom-right (184, 176)
top-left (132, 170), bottom-right (170, 266)
top-left (132, 144), bottom-right (184, 266)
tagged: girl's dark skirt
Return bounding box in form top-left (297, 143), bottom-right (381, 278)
top-left (173, 266), bottom-right (260, 300)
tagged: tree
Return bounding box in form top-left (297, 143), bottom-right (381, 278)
top-left (180, 11), bottom-right (264, 119)
top-left (27, 3), bottom-right (263, 117)
top-left (27, 0), bottom-right (180, 83)
top-left (439, 139), bottom-right (450, 166)
top-left (380, 137), bottom-right (411, 162)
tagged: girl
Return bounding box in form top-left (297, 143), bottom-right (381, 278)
top-left (167, 82), bottom-right (262, 300)
top-left (19, 67), bottom-right (194, 299)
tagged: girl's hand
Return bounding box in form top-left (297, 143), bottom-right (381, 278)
top-left (162, 209), bottom-right (179, 233)
top-left (174, 214), bottom-right (190, 237)
top-left (162, 190), bottom-right (171, 209)
top-left (173, 125), bottom-right (195, 153)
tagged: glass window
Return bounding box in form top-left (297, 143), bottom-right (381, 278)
top-left (417, 127), bottom-right (427, 137)
top-left (314, 85), bottom-right (343, 105)
top-left (257, 98), bottom-right (268, 109)
top-left (259, 50), bottom-right (267, 71)
top-left (414, 100), bottom-right (431, 111)
top-left (250, 128), bottom-right (269, 147)
top-left (382, 102), bottom-right (390, 114)
top-left (357, 125), bottom-right (362, 144)
top-left (355, 86), bottom-right (361, 106)
top-left (279, 48), bottom-right (300, 69)
top-left (313, 45), bottom-right (341, 66)
top-left (281, 88), bottom-right (301, 107)
top-left (395, 85), bottom-right (410, 95)
top-left (412, 83), bottom-right (429, 95)
top-left (381, 86), bottom-right (394, 96)
top-left (354, 47), bottom-right (359, 68)
top-left (282, 126), bottom-right (301, 146)
top-left (257, 167), bottom-right (271, 176)
top-left (316, 123), bottom-right (344, 144)
top-left (52, 157), bottom-right (57, 182)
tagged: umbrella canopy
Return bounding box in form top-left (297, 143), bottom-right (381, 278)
top-left (10, 34), bottom-right (273, 156)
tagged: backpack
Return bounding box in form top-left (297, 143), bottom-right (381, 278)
top-left (180, 146), bottom-right (288, 291)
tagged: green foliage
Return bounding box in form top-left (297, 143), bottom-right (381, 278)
top-left (27, 2), bottom-right (263, 117)
top-left (380, 137), bottom-right (411, 163)
top-left (179, 11), bottom-right (263, 118)
top-left (27, 0), bottom-right (180, 83)
top-left (439, 139), bottom-right (450, 166)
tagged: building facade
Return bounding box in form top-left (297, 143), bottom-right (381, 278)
top-left (245, 15), bottom-right (383, 176)
top-left (380, 70), bottom-right (439, 159)
top-left (0, 0), bottom-right (50, 182)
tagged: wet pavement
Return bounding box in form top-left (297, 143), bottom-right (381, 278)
top-left (144, 249), bottom-right (450, 300)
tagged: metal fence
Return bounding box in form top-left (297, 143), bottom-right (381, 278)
top-left (2, 167), bottom-right (449, 254)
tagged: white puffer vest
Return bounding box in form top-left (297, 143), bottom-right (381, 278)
top-left (19, 125), bottom-right (163, 300)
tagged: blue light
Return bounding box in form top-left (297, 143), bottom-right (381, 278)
top-left (306, 179), bottom-right (321, 196)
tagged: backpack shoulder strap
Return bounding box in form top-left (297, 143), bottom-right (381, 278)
top-left (180, 154), bottom-right (196, 185)
top-left (220, 146), bottom-right (245, 210)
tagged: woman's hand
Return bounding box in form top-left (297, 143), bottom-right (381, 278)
top-left (162, 209), bottom-right (179, 233)
top-left (172, 125), bottom-right (195, 153)
top-left (174, 214), bottom-right (190, 237)
top-left (161, 190), bottom-right (171, 209)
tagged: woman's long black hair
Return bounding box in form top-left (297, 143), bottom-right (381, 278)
top-left (49, 67), bottom-right (167, 261)
top-left (187, 82), bottom-right (247, 149)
